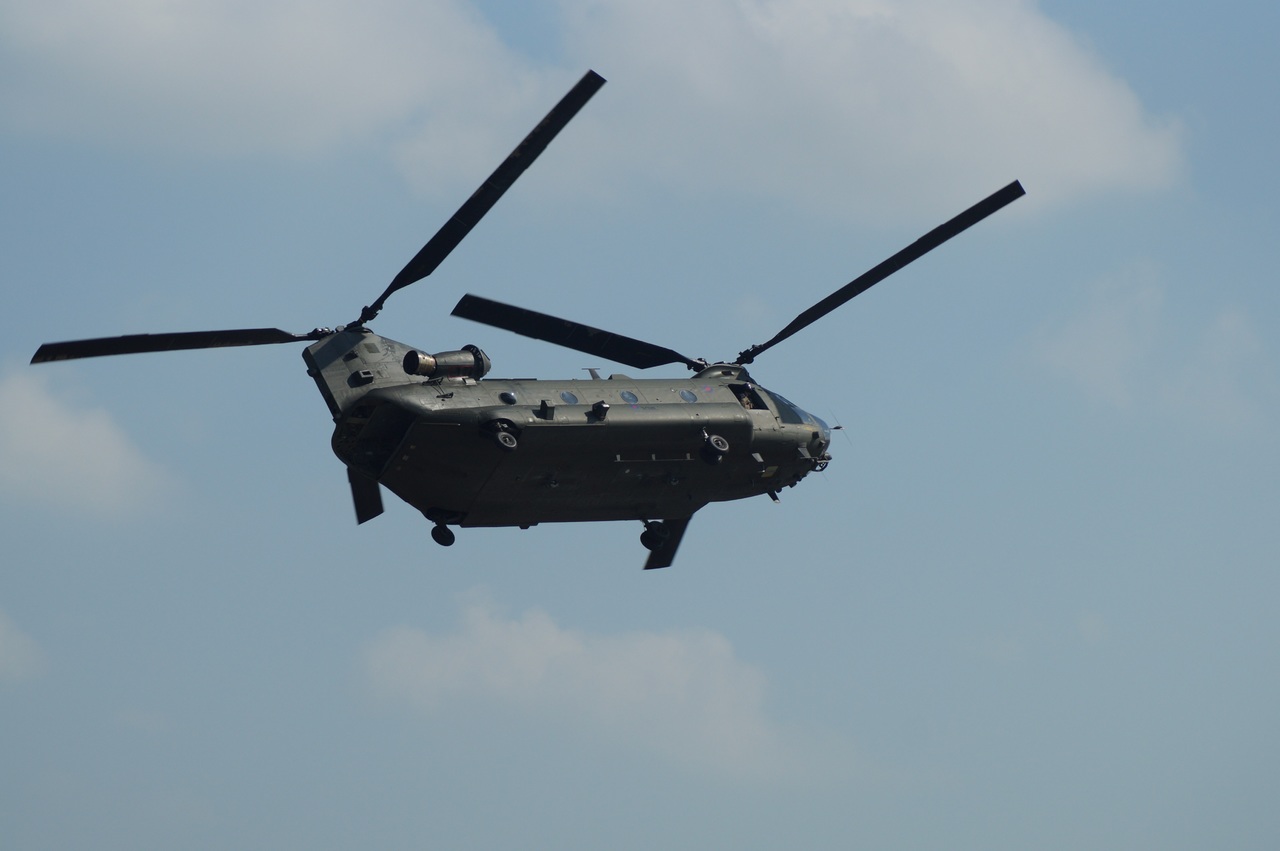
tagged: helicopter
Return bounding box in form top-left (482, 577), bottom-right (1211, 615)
top-left (31, 70), bottom-right (1024, 569)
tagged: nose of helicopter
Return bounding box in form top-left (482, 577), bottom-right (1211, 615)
top-left (811, 412), bottom-right (833, 454)
top-left (765, 388), bottom-right (832, 458)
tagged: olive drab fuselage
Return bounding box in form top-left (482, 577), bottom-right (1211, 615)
top-left (304, 329), bottom-right (832, 533)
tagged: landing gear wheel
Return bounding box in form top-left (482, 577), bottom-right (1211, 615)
top-left (494, 430), bottom-right (518, 450)
top-left (640, 521), bottom-right (670, 552)
top-left (701, 433), bottom-right (730, 465)
top-left (431, 524), bottom-right (456, 547)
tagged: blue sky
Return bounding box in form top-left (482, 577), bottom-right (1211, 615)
top-left (2, 1), bottom-right (1278, 848)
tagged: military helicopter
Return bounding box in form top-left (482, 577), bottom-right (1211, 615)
top-left (31, 70), bottom-right (1024, 569)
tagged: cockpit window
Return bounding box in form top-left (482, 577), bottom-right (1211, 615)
top-left (768, 392), bottom-right (831, 442)
top-left (764, 390), bottom-right (806, 424)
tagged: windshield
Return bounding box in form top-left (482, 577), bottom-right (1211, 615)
top-left (765, 390), bottom-right (829, 437)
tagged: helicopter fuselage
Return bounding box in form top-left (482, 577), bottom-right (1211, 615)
top-left (305, 329), bottom-right (831, 534)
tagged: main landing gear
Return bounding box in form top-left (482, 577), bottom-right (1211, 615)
top-left (640, 520), bottom-right (671, 552)
top-left (431, 524), bottom-right (456, 547)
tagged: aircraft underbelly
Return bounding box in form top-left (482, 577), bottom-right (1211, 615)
top-left (377, 419), bottom-right (503, 517)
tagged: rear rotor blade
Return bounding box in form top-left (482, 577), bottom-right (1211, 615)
top-left (31, 327), bottom-right (320, 363)
top-left (355, 70), bottom-right (607, 326)
top-left (452, 294), bottom-right (703, 371)
top-left (737, 180), bottom-right (1025, 364)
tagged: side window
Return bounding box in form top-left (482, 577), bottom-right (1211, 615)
top-left (730, 384), bottom-right (767, 411)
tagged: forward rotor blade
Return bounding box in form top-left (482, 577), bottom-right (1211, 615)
top-left (452, 294), bottom-right (703, 371)
top-left (31, 327), bottom-right (319, 363)
top-left (355, 70), bottom-right (607, 326)
top-left (737, 180), bottom-right (1025, 364)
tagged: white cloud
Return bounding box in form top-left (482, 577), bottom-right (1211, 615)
top-left (0, 370), bottom-right (173, 516)
top-left (1035, 266), bottom-right (1272, 429)
top-left (557, 0), bottom-right (1183, 217)
top-left (0, 0), bottom-right (1181, 217)
top-left (1037, 262), bottom-right (1163, 409)
top-left (1163, 307), bottom-right (1269, 429)
top-left (0, 0), bottom-right (522, 159)
top-left (0, 609), bottom-right (45, 682)
top-left (366, 600), bottom-right (793, 776)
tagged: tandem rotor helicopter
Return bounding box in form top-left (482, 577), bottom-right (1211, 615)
top-left (32, 70), bottom-right (1024, 569)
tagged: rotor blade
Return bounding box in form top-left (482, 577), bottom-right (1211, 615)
top-left (31, 327), bottom-right (319, 363)
top-left (737, 180), bottom-right (1025, 364)
top-left (355, 70), bottom-right (607, 326)
top-left (452, 294), bottom-right (703, 371)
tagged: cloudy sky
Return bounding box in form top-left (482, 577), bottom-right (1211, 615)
top-left (3, 1), bottom-right (1278, 848)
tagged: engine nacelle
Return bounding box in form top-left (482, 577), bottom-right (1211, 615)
top-left (403, 344), bottom-right (492, 380)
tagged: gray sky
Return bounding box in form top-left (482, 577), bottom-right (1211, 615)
top-left (3, 1), bottom-right (1278, 848)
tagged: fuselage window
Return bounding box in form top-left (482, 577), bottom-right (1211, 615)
top-left (560, 390), bottom-right (579, 404)
top-left (620, 390), bottom-right (639, 404)
top-left (679, 389), bottom-right (698, 403)
top-left (730, 384), bottom-right (767, 411)
top-left (499, 391), bottom-right (517, 405)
